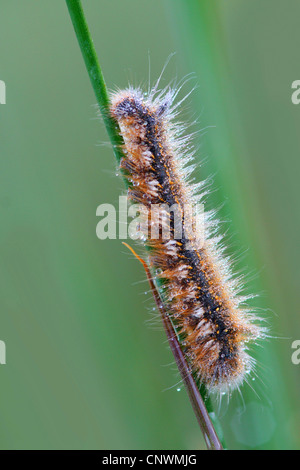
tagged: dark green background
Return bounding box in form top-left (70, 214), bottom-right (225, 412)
top-left (0, 0), bottom-right (299, 449)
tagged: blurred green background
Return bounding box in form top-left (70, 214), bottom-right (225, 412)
top-left (1, 0), bottom-right (300, 450)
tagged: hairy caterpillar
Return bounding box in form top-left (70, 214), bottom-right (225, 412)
top-left (109, 82), bottom-right (265, 395)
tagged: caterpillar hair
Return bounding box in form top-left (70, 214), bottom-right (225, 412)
top-left (109, 79), bottom-right (266, 396)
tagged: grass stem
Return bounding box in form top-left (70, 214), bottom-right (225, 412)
top-left (65, 0), bottom-right (226, 450)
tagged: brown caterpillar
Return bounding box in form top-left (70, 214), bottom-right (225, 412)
top-left (110, 84), bottom-right (265, 395)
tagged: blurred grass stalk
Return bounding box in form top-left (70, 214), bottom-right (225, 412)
top-left (65, 0), bottom-right (226, 450)
top-left (165, 0), bottom-right (295, 449)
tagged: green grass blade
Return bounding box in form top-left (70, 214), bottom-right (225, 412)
top-left (65, 0), bottom-right (226, 450)
top-left (65, 0), bottom-right (124, 167)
